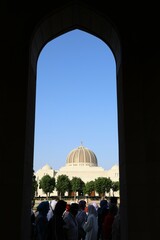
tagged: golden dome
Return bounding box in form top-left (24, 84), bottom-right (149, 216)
top-left (66, 145), bottom-right (98, 167)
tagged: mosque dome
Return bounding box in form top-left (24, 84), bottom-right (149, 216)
top-left (66, 145), bottom-right (98, 167)
top-left (42, 164), bottom-right (52, 170)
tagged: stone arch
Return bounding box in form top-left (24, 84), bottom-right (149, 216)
top-left (25, 2), bottom-right (123, 239)
top-left (30, 3), bottom-right (121, 75)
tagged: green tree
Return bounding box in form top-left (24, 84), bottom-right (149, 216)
top-left (56, 174), bottom-right (71, 199)
top-left (32, 170), bottom-right (38, 199)
top-left (71, 177), bottom-right (85, 201)
top-left (39, 174), bottom-right (55, 199)
top-left (94, 177), bottom-right (112, 197)
top-left (84, 181), bottom-right (95, 196)
top-left (111, 181), bottom-right (120, 196)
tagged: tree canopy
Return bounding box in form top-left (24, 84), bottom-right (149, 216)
top-left (71, 177), bottom-right (85, 200)
top-left (39, 174), bottom-right (55, 198)
top-left (94, 177), bottom-right (112, 197)
top-left (56, 174), bottom-right (71, 198)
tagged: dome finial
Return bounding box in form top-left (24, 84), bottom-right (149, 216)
top-left (81, 141), bottom-right (83, 146)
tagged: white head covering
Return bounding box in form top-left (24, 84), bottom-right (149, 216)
top-left (50, 200), bottom-right (57, 211)
top-left (92, 202), bottom-right (99, 211)
top-left (88, 204), bottom-right (98, 217)
top-left (47, 200), bottom-right (57, 221)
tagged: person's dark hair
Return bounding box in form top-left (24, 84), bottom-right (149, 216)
top-left (70, 203), bottom-right (79, 216)
top-left (37, 201), bottom-right (49, 216)
top-left (54, 200), bottom-right (67, 216)
top-left (100, 199), bottom-right (108, 208)
top-left (110, 197), bottom-right (117, 205)
top-left (78, 200), bottom-right (86, 210)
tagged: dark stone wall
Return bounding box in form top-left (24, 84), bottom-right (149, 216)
top-left (1, 1), bottom-right (160, 239)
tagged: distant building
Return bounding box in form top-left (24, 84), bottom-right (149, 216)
top-left (35, 144), bottom-right (119, 197)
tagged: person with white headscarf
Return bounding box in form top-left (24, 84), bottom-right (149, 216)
top-left (47, 199), bottom-right (57, 221)
top-left (92, 202), bottom-right (99, 213)
top-left (83, 204), bottom-right (98, 240)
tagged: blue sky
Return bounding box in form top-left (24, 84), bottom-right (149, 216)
top-left (33, 29), bottom-right (119, 172)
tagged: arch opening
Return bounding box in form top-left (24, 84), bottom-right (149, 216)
top-left (33, 29), bottom-right (119, 199)
top-left (25, 2), bottom-right (123, 239)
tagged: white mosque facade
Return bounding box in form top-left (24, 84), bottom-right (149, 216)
top-left (35, 145), bottom-right (119, 198)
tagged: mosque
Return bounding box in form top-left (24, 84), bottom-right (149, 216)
top-left (35, 144), bottom-right (119, 197)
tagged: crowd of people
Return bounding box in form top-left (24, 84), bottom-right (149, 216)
top-left (31, 197), bottom-right (120, 240)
